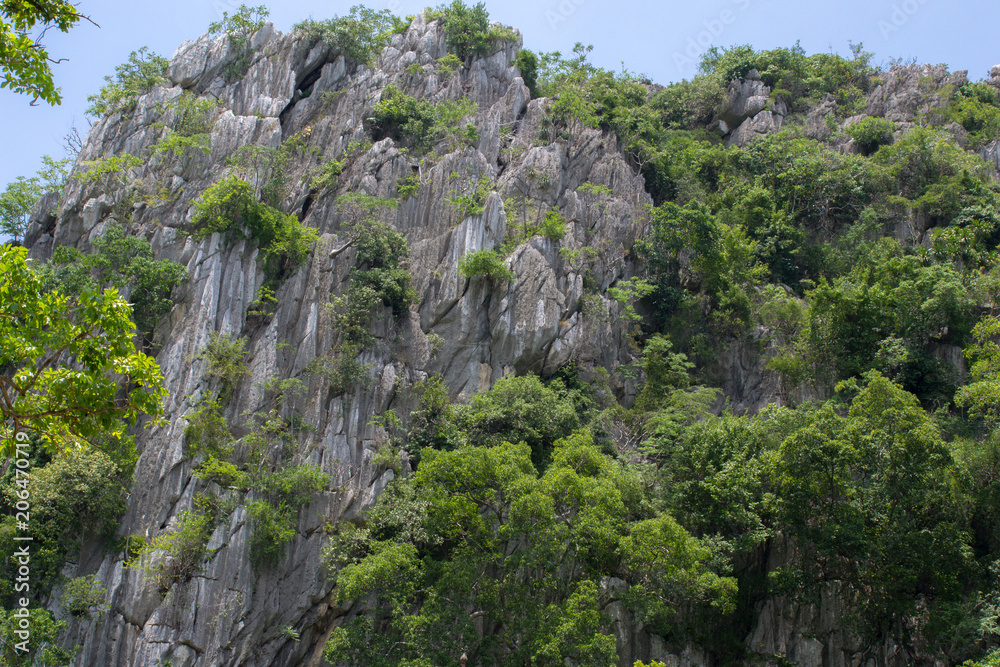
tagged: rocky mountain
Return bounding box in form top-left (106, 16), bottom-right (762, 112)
top-left (21, 9), bottom-right (1000, 667)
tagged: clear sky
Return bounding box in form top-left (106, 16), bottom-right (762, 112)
top-left (3, 0), bottom-right (1000, 192)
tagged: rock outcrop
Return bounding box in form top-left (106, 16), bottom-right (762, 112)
top-left (26, 16), bottom-right (652, 667)
top-left (23, 17), bottom-right (995, 667)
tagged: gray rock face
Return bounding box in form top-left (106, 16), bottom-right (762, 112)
top-left (28, 16), bottom-right (651, 667)
top-left (865, 63), bottom-right (966, 123)
top-left (716, 73), bottom-right (786, 149)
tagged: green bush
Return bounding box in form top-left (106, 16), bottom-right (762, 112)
top-left (369, 84), bottom-right (478, 154)
top-left (0, 608), bottom-right (75, 666)
top-left (167, 92), bottom-right (219, 136)
top-left (194, 456), bottom-right (248, 488)
top-left (310, 158), bottom-right (344, 193)
top-left (848, 116), bottom-right (896, 155)
top-left (324, 196), bottom-right (416, 345)
top-left (395, 173), bottom-right (420, 199)
top-left (370, 84), bottom-right (433, 143)
top-left (515, 49), bottom-right (539, 97)
top-left (248, 465), bottom-right (330, 567)
top-left (258, 465), bottom-right (331, 507)
top-left (0, 155), bottom-right (70, 244)
top-left (699, 41), bottom-right (876, 112)
top-left (185, 398), bottom-right (235, 457)
top-left (86, 47), bottom-right (168, 117)
top-left (429, 1), bottom-right (516, 61)
top-left (437, 52), bottom-right (462, 75)
top-left (305, 343), bottom-right (373, 393)
top-left (458, 249), bottom-right (514, 283)
top-left (42, 222), bottom-right (188, 340)
top-left (0, 449), bottom-right (126, 599)
top-left (349, 215), bottom-right (417, 314)
top-left (191, 175), bottom-right (318, 287)
top-left (446, 174), bottom-right (492, 217)
top-left (295, 6), bottom-right (398, 64)
top-left (208, 4), bottom-right (269, 78)
top-left (540, 209), bottom-right (567, 241)
top-left (406, 375), bottom-right (461, 453)
top-left (452, 374), bottom-right (581, 467)
top-left (191, 175), bottom-right (259, 237)
top-left (61, 575), bottom-right (108, 618)
top-left (153, 93), bottom-right (219, 164)
top-left (138, 502), bottom-right (218, 590)
top-left (246, 500), bottom-right (296, 567)
top-left (948, 82), bottom-right (1000, 149)
top-left (196, 332), bottom-right (249, 402)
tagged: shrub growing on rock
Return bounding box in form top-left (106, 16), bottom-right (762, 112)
top-left (848, 116), bottom-right (896, 155)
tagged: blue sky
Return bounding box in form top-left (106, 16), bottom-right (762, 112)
top-left (3, 0), bottom-right (999, 192)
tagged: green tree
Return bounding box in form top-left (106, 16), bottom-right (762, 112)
top-left (325, 435), bottom-right (732, 666)
top-left (85, 47), bottom-right (168, 117)
top-left (0, 607), bottom-right (75, 665)
top-left (0, 155), bottom-right (70, 243)
top-left (430, 1), bottom-right (515, 61)
top-left (956, 315), bottom-right (1000, 421)
top-left (0, 0), bottom-right (87, 105)
top-left (0, 176), bottom-right (41, 244)
top-left (42, 223), bottom-right (188, 340)
top-left (0, 246), bottom-right (167, 454)
top-left (208, 4), bottom-right (269, 78)
top-left (453, 374), bottom-right (580, 467)
top-left (295, 5), bottom-right (398, 65)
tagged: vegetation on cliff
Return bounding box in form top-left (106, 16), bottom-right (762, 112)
top-left (4, 1), bottom-right (1000, 665)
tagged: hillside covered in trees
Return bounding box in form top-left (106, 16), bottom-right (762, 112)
top-left (4, 2), bottom-right (1000, 666)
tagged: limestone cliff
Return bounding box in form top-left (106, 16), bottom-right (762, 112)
top-left (23, 15), bottom-right (996, 667)
top-left (26, 15), bottom-right (650, 667)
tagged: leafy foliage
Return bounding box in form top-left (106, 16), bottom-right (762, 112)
top-left (61, 574), bottom-right (109, 618)
top-left (369, 84), bottom-right (479, 154)
top-left (0, 155), bottom-right (70, 243)
top-left (136, 501), bottom-right (219, 590)
top-left (428, 1), bottom-right (517, 61)
top-left (848, 116), bottom-right (896, 155)
top-left (86, 47), bottom-right (168, 117)
top-left (0, 0), bottom-right (84, 105)
top-left (0, 246), bottom-right (166, 455)
top-left (0, 447), bottom-right (127, 606)
top-left (41, 223), bottom-right (187, 340)
top-left (0, 607), bottom-right (75, 665)
top-left (208, 4), bottom-right (269, 78)
top-left (947, 82), bottom-right (1000, 150)
top-left (192, 175), bottom-right (318, 288)
top-left (458, 249), bottom-right (514, 283)
top-left (325, 194), bottom-right (415, 346)
top-left (452, 374), bottom-right (581, 468)
top-left (295, 5), bottom-right (398, 64)
top-left (194, 332), bottom-right (249, 404)
top-left (325, 433), bottom-right (733, 666)
top-left (515, 49), bottom-right (539, 97)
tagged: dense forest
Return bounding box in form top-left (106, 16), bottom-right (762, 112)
top-left (3, 2), bottom-right (1000, 666)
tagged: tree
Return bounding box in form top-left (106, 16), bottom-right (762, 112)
top-left (0, 176), bottom-right (40, 244)
top-left (325, 435), bottom-right (731, 666)
top-left (0, 246), bottom-right (167, 454)
top-left (0, 156), bottom-right (70, 243)
top-left (41, 222), bottom-right (188, 341)
top-left (0, 0), bottom-right (90, 105)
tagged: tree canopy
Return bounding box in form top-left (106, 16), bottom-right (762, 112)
top-left (0, 0), bottom-right (88, 105)
top-left (0, 246), bottom-right (167, 454)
